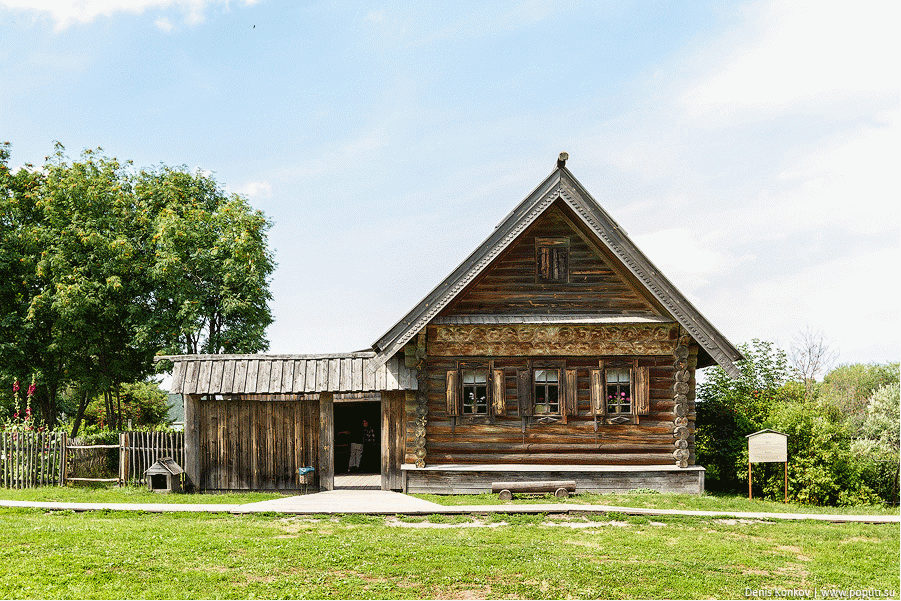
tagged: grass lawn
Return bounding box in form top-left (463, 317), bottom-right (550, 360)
top-left (412, 491), bottom-right (901, 516)
top-left (0, 485), bottom-right (284, 505)
top-left (0, 508), bottom-right (897, 599)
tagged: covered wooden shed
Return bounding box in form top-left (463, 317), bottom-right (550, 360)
top-left (160, 155), bottom-right (742, 494)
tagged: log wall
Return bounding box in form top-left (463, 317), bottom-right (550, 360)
top-left (441, 205), bottom-right (660, 317)
top-left (417, 354), bottom-right (689, 467)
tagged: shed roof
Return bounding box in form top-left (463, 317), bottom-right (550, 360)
top-left (145, 457), bottom-right (185, 476)
top-left (157, 352), bottom-right (416, 395)
top-left (372, 164), bottom-right (743, 378)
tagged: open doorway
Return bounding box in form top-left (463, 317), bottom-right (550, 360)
top-left (334, 401), bottom-right (381, 476)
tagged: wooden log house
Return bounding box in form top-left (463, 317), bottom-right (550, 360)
top-left (161, 155), bottom-right (742, 494)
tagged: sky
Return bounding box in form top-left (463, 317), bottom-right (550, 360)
top-left (1, 0), bottom-right (898, 377)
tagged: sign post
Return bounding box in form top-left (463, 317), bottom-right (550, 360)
top-left (746, 429), bottom-right (788, 502)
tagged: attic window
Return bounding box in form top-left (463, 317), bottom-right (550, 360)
top-left (536, 237), bottom-right (569, 282)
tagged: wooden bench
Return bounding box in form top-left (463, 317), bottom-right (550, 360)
top-left (491, 480), bottom-right (576, 500)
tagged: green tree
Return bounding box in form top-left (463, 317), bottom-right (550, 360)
top-left (137, 166), bottom-right (275, 355)
top-left (1, 144), bottom-right (276, 432)
top-left (81, 380), bottom-right (172, 431)
top-left (695, 339), bottom-right (796, 492)
top-left (817, 362), bottom-right (899, 427)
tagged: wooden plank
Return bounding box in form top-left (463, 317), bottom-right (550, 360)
top-left (183, 361), bottom-right (198, 395)
top-left (269, 360), bottom-right (283, 394)
top-left (351, 358), bottom-right (363, 392)
top-left (258, 360), bottom-right (272, 394)
top-left (328, 358), bottom-right (340, 391)
top-left (340, 357), bottom-right (352, 392)
top-left (362, 359), bottom-right (375, 391)
top-left (233, 360), bottom-right (249, 393)
top-left (305, 360), bottom-right (318, 393)
top-left (316, 360), bottom-right (329, 393)
top-left (386, 357), bottom-right (400, 391)
top-left (245, 360), bottom-right (260, 394)
top-left (318, 394), bottom-right (334, 490)
top-left (221, 360), bottom-right (236, 393)
top-left (291, 360), bottom-right (305, 393)
top-left (184, 395), bottom-right (200, 490)
top-left (209, 361), bottom-right (225, 394)
top-left (197, 361), bottom-right (212, 395)
top-left (170, 361), bottom-right (186, 394)
top-left (282, 360), bottom-right (295, 393)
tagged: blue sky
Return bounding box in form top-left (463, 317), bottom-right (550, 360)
top-left (1, 0), bottom-right (897, 374)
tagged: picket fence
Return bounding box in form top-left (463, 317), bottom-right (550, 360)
top-left (0, 430), bottom-right (184, 489)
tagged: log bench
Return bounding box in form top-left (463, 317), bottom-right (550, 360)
top-left (491, 480), bottom-right (576, 500)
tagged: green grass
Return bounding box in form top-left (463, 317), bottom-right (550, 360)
top-left (0, 508), bottom-right (897, 599)
top-left (0, 485), bottom-right (284, 505)
top-left (412, 491), bottom-right (901, 515)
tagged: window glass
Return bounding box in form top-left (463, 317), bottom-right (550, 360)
top-left (606, 368), bottom-right (631, 414)
top-left (534, 369), bottom-right (560, 414)
top-left (462, 369), bottom-right (488, 414)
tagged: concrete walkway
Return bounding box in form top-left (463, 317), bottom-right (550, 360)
top-left (1, 491), bottom-right (898, 523)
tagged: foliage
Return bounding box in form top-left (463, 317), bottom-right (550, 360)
top-left (851, 383), bottom-right (901, 504)
top-left (0, 142), bottom-right (275, 432)
top-left (817, 362), bottom-right (900, 426)
top-left (137, 166), bottom-right (274, 355)
top-left (695, 339), bottom-right (796, 491)
top-left (759, 399), bottom-right (882, 506)
top-left (80, 380), bottom-right (172, 430)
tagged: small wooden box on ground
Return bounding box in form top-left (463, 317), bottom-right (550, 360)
top-left (492, 480), bottom-right (576, 500)
top-left (145, 457), bottom-right (185, 493)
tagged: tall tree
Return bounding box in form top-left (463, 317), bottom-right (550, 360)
top-left (1, 144), bottom-right (276, 432)
top-left (138, 166), bottom-right (275, 355)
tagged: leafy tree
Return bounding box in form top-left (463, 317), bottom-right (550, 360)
top-left (818, 362), bottom-right (899, 427)
top-left (851, 382), bottom-right (901, 504)
top-left (695, 339), bottom-right (796, 492)
top-left (81, 380), bottom-right (172, 430)
top-left (0, 144), bottom-right (276, 432)
top-left (762, 398), bottom-right (882, 506)
top-left (138, 166), bottom-right (275, 355)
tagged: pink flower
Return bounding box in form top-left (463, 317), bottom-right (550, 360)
top-left (27, 383), bottom-right (35, 397)
top-left (12, 381), bottom-right (19, 393)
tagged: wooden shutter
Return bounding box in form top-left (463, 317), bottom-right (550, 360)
top-left (492, 369), bottom-right (506, 416)
top-left (590, 368), bottom-right (606, 416)
top-left (517, 369), bottom-right (533, 416)
top-left (563, 369), bottom-right (578, 419)
top-left (634, 364), bottom-right (650, 416)
top-left (445, 370), bottom-right (459, 417)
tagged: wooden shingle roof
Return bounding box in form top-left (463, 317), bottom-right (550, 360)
top-left (372, 164), bottom-right (743, 378)
top-left (158, 352), bottom-right (416, 395)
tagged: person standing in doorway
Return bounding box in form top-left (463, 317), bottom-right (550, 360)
top-left (361, 419), bottom-right (376, 473)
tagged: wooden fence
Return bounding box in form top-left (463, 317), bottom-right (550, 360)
top-left (0, 431), bottom-right (66, 488)
top-left (0, 430), bottom-right (184, 488)
top-left (119, 431), bottom-right (184, 485)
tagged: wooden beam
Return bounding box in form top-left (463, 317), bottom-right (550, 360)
top-left (318, 393), bottom-right (334, 491)
top-left (184, 394), bottom-right (201, 492)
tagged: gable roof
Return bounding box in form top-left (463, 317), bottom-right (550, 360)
top-left (372, 163), bottom-right (743, 378)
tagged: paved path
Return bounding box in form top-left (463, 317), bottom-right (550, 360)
top-left (1, 491), bottom-right (898, 523)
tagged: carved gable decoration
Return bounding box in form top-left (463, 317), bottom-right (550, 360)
top-left (428, 324), bottom-right (679, 357)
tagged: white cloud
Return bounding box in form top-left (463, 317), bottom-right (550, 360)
top-left (0, 0), bottom-right (260, 30)
top-left (681, 0), bottom-right (899, 121)
top-left (231, 180), bottom-right (272, 199)
top-left (153, 16), bottom-right (173, 32)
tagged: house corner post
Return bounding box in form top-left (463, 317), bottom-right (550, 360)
top-left (672, 329), bottom-right (693, 467)
top-left (413, 331), bottom-right (428, 468)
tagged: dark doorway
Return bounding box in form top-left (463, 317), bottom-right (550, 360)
top-left (334, 401), bottom-right (380, 475)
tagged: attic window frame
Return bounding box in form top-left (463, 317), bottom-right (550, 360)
top-left (535, 237), bottom-right (570, 283)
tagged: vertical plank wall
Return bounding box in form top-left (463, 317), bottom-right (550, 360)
top-left (196, 397), bottom-right (319, 491)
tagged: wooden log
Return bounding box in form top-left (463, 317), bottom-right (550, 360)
top-left (491, 480), bottom-right (575, 493)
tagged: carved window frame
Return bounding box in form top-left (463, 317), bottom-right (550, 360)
top-left (590, 359), bottom-right (650, 425)
top-left (446, 363), bottom-right (506, 422)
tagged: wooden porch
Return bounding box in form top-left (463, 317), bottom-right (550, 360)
top-left (401, 463), bottom-right (705, 495)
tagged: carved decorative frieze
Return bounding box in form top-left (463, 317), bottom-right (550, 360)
top-left (428, 324), bottom-right (678, 357)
